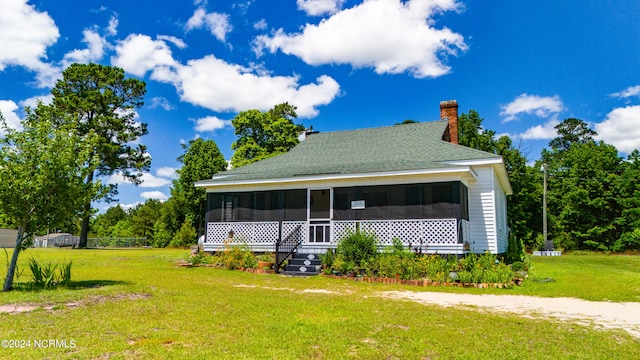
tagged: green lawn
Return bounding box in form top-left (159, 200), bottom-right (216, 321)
top-left (0, 249), bottom-right (639, 359)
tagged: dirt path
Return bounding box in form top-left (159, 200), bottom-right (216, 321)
top-left (381, 291), bottom-right (640, 339)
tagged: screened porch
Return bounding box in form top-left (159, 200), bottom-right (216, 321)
top-left (203, 182), bottom-right (471, 253)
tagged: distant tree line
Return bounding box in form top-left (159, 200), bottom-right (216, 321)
top-left (457, 111), bottom-right (640, 252)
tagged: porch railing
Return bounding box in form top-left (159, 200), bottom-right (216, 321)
top-left (275, 223), bottom-right (304, 273)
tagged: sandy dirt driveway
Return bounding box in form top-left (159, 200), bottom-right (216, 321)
top-left (381, 291), bottom-right (640, 339)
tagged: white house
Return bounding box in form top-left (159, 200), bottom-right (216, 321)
top-left (195, 100), bottom-right (512, 257)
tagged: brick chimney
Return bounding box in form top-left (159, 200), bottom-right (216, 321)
top-left (440, 100), bottom-right (458, 144)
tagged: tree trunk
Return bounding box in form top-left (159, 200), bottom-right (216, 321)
top-left (79, 202), bottom-right (91, 248)
top-left (3, 227), bottom-right (24, 292)
top-left (78, 170), bottom-right (94, 248)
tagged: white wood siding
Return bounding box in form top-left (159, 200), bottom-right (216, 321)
top-left (494, 171), bottom-right (509, 253)
top-left (467, 166), bottom-right (498, 253)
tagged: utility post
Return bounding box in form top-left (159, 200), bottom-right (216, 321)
top-left (541, 163), bottom-right (552, 251)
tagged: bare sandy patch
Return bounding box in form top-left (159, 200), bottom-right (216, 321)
top-left (233, 283), bottom-right (340, 295)
top-left (381, 290), bottom-right (640, 339)
top-left (0, 293), bottom-right (151, 314)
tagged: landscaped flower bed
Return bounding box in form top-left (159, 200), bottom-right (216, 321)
top-left (319, 230), bottom-right (529, 288)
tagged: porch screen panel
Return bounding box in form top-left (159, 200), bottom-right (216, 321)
top-left (333, 182), bottom-right (468, 221)
top-left (333, 187), bottom-right (355, 220)
top-left (389, 185), bottom-right (421, 219)
top-left (422, 182), bottom-right (466, 219)
top-left (206, 193), bottom-right (224, 222)
top-left (361, 187), bottom-right (388, 219)
top-left (254, 191), bottom-right (279, 221)
top-left (460, 184), bottom-right (469, 220)
top-left (284, 189), bottom-right (307, 221)
top-left (233, 192), bottom-right (254, 221)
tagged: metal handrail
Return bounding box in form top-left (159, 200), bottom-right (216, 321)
top-left (275, 223), bottom-right (303, 274)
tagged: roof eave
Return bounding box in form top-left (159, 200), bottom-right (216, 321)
top-left (195, 166), bottom-right (478, 190)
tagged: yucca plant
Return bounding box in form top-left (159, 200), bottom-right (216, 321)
top-left (59, 260), bottom-right (72, 286)
top-left (29, 257), bottom-right (58, 288)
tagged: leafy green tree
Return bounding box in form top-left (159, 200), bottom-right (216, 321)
top-left (158, 186), bottom-right (189, 238)
top-left (457, 110), bottom-right (497, 153)
top-left (614, 150), bottom-right (640, 250)
top-left (110, 220), bottom-right (135, 239)
top-left (169, 217), bottom-right (197, 247)
top-left (176, 138), bottom-right (227, 236)
top-left (151, 220), bottom-right (172, 248)
top-left (542, 126), bottom-right (623, 251)
top-left (46, 63), bottom-right (150, 248)
top-left (561, 142), bottom-right (621, 250)
top-left (91, 205), bottom-right (128, 237)
top-left (0, 108), bottom-right (98, 291)
top-left (130, 199), bottom-right (163, 239)
top-left (231, 102), bottom-right (304, 167)
top-left (548, 118), bottom-right (596, 152)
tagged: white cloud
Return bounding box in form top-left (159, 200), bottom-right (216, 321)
top-left (176, 56), bottom-right (340, 117)
top-left (253, 19), bottom-right (268, 30)
top-left (112, 36), bottom-right (340, 118)
top-left (194, 116), bottom-right (231, 132)
top-left (107, 15), bottom-right (119, 36)
top-left (20, 94), bottom-right (53, 109)
top-left (500, 94), bottom-right (564, 122)
top-left (520, 119), bottom-right (560, 140)
top-left (185, 8), bottom-right (232, 43)
top-left (111, 34), bottom-right (179, 77)
top-left (116, 202), bottom-right (142, 211)
top-left (140, 191), bottom-right (169, 201)
top-left (0, 100), bottom-right (22, 131)
top-left (156, 167), bottom-right (177, 179)
top-left (595, 106), bottom-right (640, 153)
top-left (157, 35), bottom-right (187, 49)
top-left (297, 0), bottom-right (345, 16)
top-left (149, 97), bottom-right (174, 110)
top-left (254, 0), bottom-right (466, 78)
top-left (0, 0), bottom-right (60, 87)
top-left (108, 172), bottom-right (172, 188)
top-left (611, 85), bottom-right (640, 99)
top-left (62, 29), bottom-right (108, 67)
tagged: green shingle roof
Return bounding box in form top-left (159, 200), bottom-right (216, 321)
top-left (199, 121), bottom-right (502, 184)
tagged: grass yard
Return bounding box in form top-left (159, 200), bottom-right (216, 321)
top-left (0, 249), bottom-right (639, 359)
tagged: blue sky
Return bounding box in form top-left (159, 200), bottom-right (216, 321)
top-left (1, 0), bottom-right (639, 210)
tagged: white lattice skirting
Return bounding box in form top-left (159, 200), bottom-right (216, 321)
top-left (206, 221), bottom-right (306, 245)
top-left (206, 219), bottom-right (467, 247)
top-left (333, 219), bottom-right (462, 246)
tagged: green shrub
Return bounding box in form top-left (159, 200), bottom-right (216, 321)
top-left (219, 243), bottom-right (254, 270)
top-left (319, 248), bottom-right (335, 270)
top-left (511, 261), bottom-right (525, 272)
top-left (256, 252), bottom-right (274, 262)
top-left (186, 252), bottom-right (211, 266)
top-left (414, 255), bottom-right (457, 281)
top-left (505, 233), bottom-right (526, 264)
top-left (336, 228), bottom-right (378, 267)
top-left (170, 218), bottom-right (197, 247)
